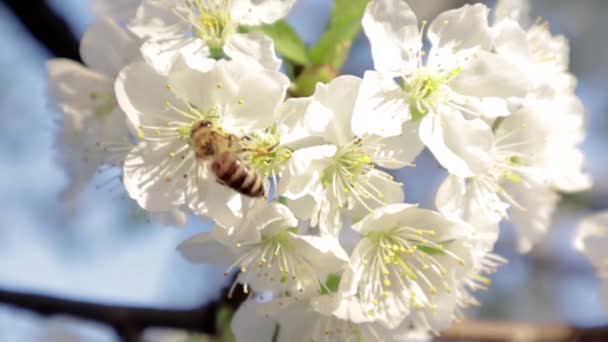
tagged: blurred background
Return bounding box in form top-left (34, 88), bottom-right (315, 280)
top-left (0, 0), bottom-right (606, 340)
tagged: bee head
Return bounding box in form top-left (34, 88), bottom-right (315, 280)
top-left (191, 120), bottom-right (214, 136)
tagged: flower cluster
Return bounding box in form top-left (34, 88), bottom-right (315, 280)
top-left (48, 0), bottom-right (590, 340)
top-left (575, 212), bottom-right (608, 310)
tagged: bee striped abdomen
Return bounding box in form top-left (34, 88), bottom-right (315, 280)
top-left (212, 152), bottom-right (264, 197)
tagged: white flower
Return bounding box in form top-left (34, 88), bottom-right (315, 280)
top-left (341, 203), bottom-right (474, 331)
top-left (279, 76), bottom-right (419, 236)
top-left (49, 19), bottom-right (189, 226)
top-left (436, 104), bottom-right (559, 252)
top-left (575, 212), bottom-right (608, 308)
top-left (494, 0), bottom-right (531, 26)
top-left (116, 57), bottom-right (289, 224)
top-left (231, 296), bottom-right (432, 342)
top-left (128, 0), bottom-right (294, 74)
top-left (179, 202), bottom-right (349, 294)
top-left (434, 0), bottom-right (591, 252)
top-left (48, 19), bottom-right (140, 200)
top-left (575, 212), bottom-right (608, 275)
top-left (354, 0), bottom-right (528, 177)
top-left (492, 3), bottom-right (592, 193)
top-left (91, 0), bottom-right (141, 21)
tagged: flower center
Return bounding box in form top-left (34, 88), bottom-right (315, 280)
top-left (320, 137), bottom-right (387, 211)
top-left (182, 0), bottom-right (236, 49)
top-left (166, 101), bottom-right (223, 141)
top-left (358, 226), bottom-right (464, 317)
top-left (89, 92), bottom-right (117, 119)
top-left (240, 124), bottom-right (292, 180)
top-left (231, 227), bottom-right (319, 294)
top-left (401, 68), bottom-right (460, 120)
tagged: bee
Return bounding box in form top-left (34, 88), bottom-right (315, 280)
top-left (190, 120), bottom-right (265, 197)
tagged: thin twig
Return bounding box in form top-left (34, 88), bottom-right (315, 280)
top-left (0, 283), bottom-right (247, 341)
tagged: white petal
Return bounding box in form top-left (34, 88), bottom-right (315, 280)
top-left (317, 198), bottom-right (343, 237)
top-left (172, 39), bottom-right (214, 72)
top-left (48, 59), bottom-right (113, 114)
top-left (350, 169), bottom-right (405, 219)
top-left (493, 19), bottom-right (529, 60)
top-left (419, 109), bottom-right (494, 177)
top-left (352, 71), bottom-right (409, 137)
top-left (92, 0), bottom-right (140, 21)
top-left (228, 70), bottom-right (289, 132)
top-left (428, 4), bottom-right (492, 51)
top-left (141, 35), bottom-right (198, 75)
top-left (168, 59), bottom-right (239, 112)
top-left (306, 75), bottom-right (361, 145)
top-left (244, 202), bottom-right (298, 236)
top-left (548, 146), bottom-right (592, 192)
top-left (128, 0), bottom-right (184, 39)
top-left (435, 175), bottom-right (505, 245)
top-left (115, 61), bottom-right (177, 130)
top-left (449, 50), bottom-right (528, 99)
top-left (352, 203), bottom-right (418, 235)
top-left (506, 181), bottom-right (559, 253)
top-left (284, 193), bottom-right (322, 223)
top-left (123, 142), bottom-right (190, 212)
top-left (495, 0), bottom-right (531, 26)
top-left (186, 164), bottom-right (245, 227)
top-left (574, 212), bottom-right (608, 266)
top-left (178, 230), bottom-right (234, 265)
top-left (224, 32), bottom-right (281, 71)
top-left (290, 234), bottom-right (349, 275)
top-left (277, 97), bottom-right (326, 150)
top-left (231, 301), bottom-right (277, 342)
top-left (451, 95), bottom-right (512, 119)
top-left (278, 145), bottom-right (337, 199)
top-left (362, 0), bottom-right (421, 75)
top-left (231, 0), bottom-right (296, 26)
top-left (56, 135), bottom-right (103, 201)
top-left (80, 18), bottom-right (139, 77)
top-left (368, 120), bottom-right (424, 169)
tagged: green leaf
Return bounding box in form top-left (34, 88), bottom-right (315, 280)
top-left (309, 0), bottom-right (368, 68)
top-left (259, 20), bottom-right (310, 65)
top-left (330, 0), bottom-right (369, 27)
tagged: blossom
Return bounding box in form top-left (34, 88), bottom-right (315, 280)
top-left (574, 212), bottom-right (608, 308)
top-left (92, 0), bottom-right (141, 21)
top-left (492, 0), bottom-right (591, 192)
top-left (179, 202), bottom-right (349, 294)
top-left (128, 0), bottom-right (294, 74)
top-left (436, 0), bottom-right (591, 252)
top-left (353, 0), bottom-right (528, 177)
top-left (436, 104), bottom-right (560, 252)
top-left (341, 203), bottom-right (474, 331)
top-left (48, 18), bottom-right (140, 200)
top-left (116, 56), bottom-right (289, 225)
top-left (279, 75), bottom-right (420, 236)
top-left (231, 296), bottom-right (432, 342)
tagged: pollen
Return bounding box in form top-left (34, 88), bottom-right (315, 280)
top-left (177, 0), bottom-right (236, 49)
top-left (357, 226), bottom-right (464, 321)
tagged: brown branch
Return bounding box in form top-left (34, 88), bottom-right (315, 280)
top-left (2, 0), bottom-right (82, 62)
top-left (438, 320), bottom-right (608, 342)
top-left (0, 283), bottom-right (247, 341)
top-left (1, 286), bottom-right (608, 342)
